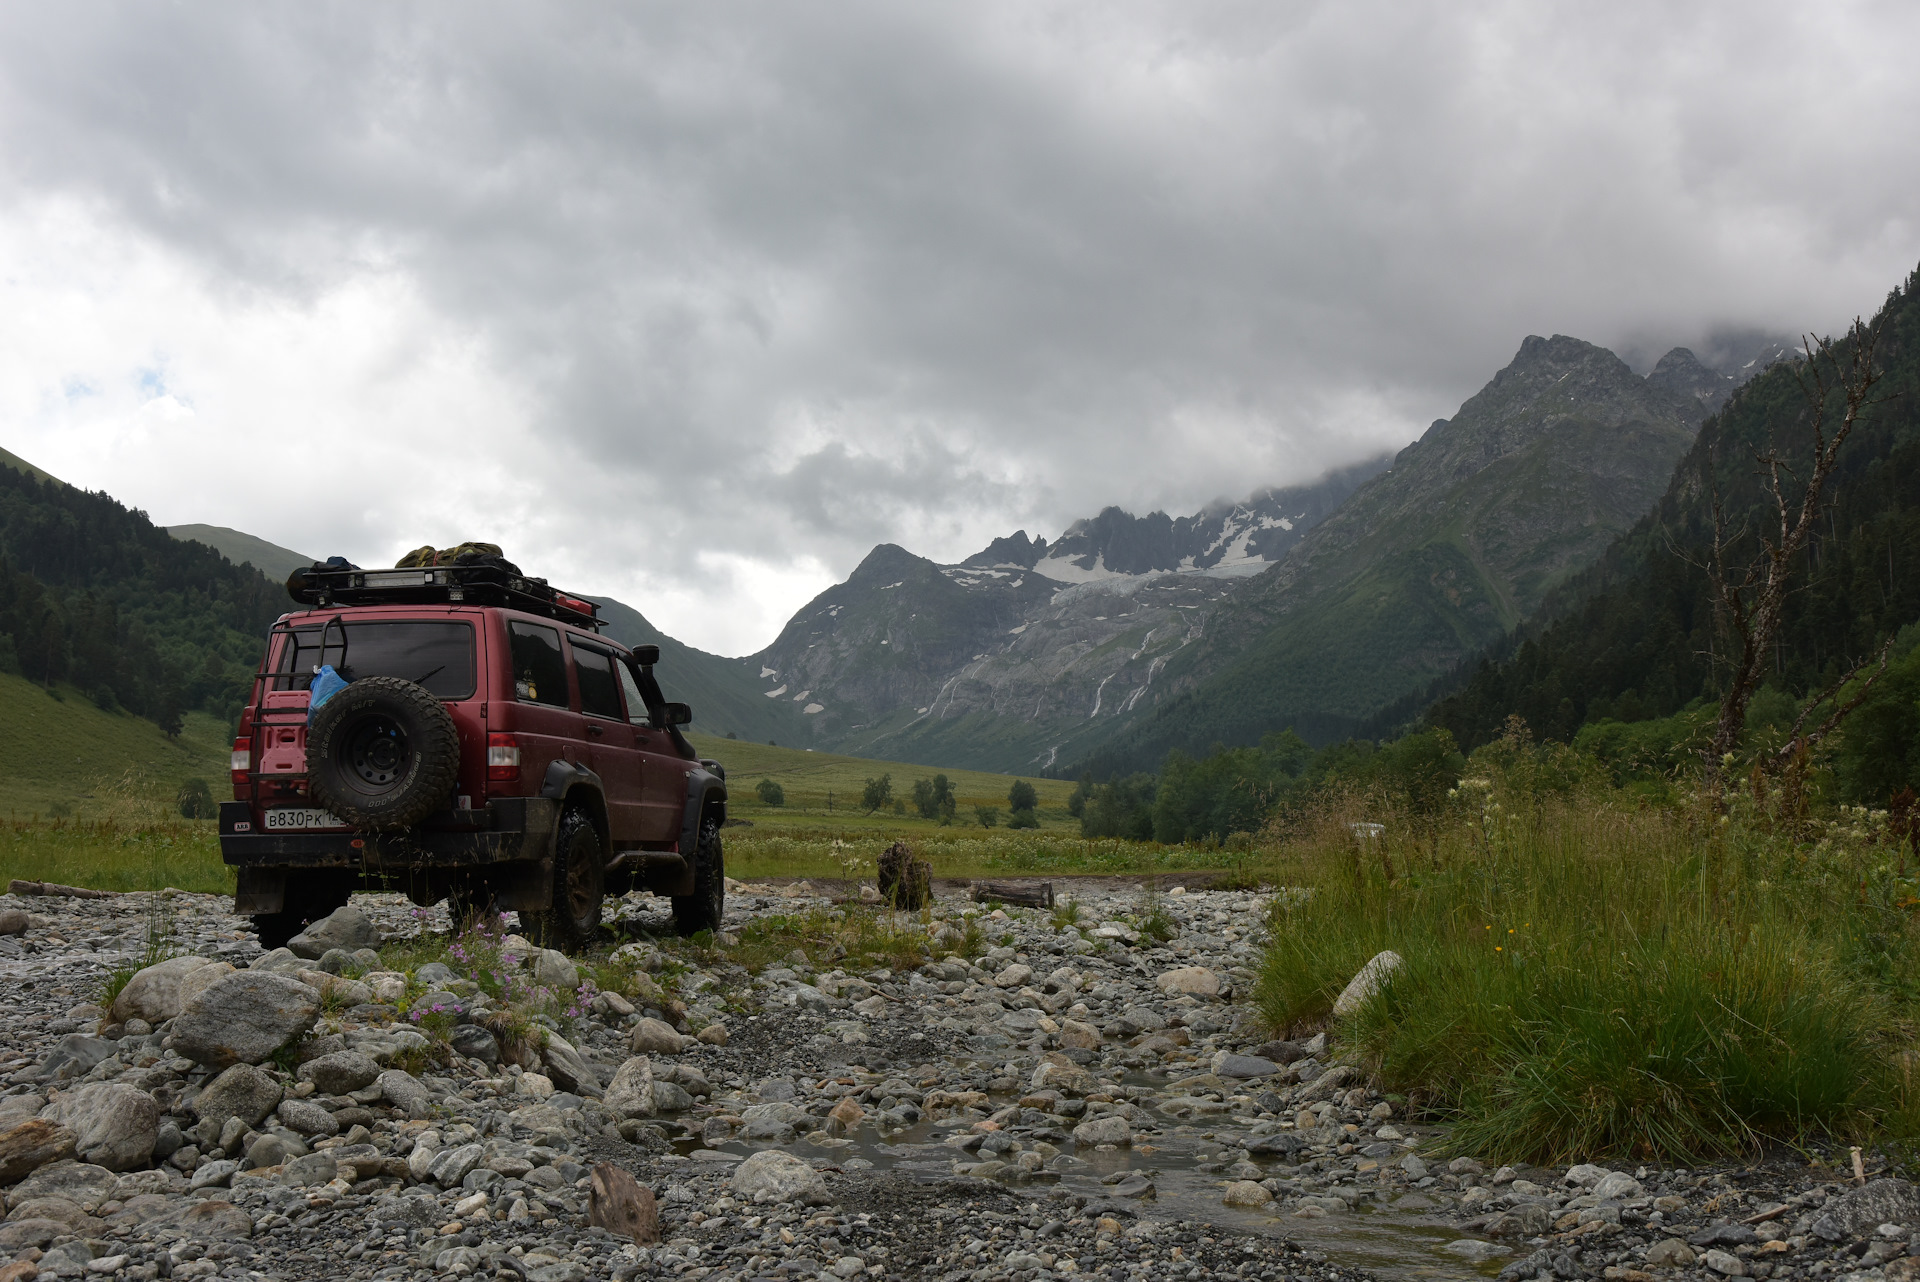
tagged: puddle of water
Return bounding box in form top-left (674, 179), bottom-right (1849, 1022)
top-left (673, 1116), bottom-right (1505, 1282)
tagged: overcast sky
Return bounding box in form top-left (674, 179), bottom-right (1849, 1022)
top-left (0, 2), bottom-right (1915, 655)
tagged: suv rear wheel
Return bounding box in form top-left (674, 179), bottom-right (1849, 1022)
top-left (671, 815), bottom-right (725, 937)
top-left (520, 807), bottom-right (604, 952)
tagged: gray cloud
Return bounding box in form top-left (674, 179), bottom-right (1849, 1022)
top-left (0, 1), bottom-right (1915, 652)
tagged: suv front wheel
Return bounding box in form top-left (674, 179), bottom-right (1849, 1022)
top-left (671, 815), bottom-right (725, 937)
top-left (521, 807), bottom-right (604, 952)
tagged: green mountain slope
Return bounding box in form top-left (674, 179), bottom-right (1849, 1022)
top-left (588, 596), bottom-right (810, 745)
top-left (0, 444), bottom-right (61, 486)
top-left (0, 669), bottom-right (230, 817)
top-left (1427, 266), bottom-right (1920, 752)
top-left (1069, 335), bottom-right (1707, 775)
top-left (165, 525), bottom-right (313, 583)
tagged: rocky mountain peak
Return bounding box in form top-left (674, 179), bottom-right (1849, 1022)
top-left (1646, 346), bottom-right (1737, 417)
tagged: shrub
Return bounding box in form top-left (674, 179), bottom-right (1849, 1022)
top-left (755, 778), bottom-right (785, 807)
top-left (1007, 807), bottom-right (1039, 829)
top-left (1008, 779), bottom-right (1038, 812)
top-left (1256, 782), bottom-right (1916, 1163)
top-left (975, 805), bottom-right (999, 828)
top-left (176, 777), bottom-right (215, 820)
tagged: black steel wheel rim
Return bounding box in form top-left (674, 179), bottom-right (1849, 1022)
top-left (343, 715), bottom-right (408, 790)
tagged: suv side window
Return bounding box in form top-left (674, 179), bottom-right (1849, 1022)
top-left (571, 643), bottom-right (624, 720)
top-left (508, 621), bottom-right (569, 707)
top-left (616, 660), bottom-right (649, 725)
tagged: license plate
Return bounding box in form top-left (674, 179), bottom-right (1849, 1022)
top-left (263, 807), bottom-right (347, 831)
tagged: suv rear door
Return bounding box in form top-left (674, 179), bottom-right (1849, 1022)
top-left (569, 638), bottom-right (647, 844)
top-left (504, 617), bottom-right (585, 793)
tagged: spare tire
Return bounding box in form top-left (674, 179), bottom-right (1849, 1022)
top-left (307, 676), bottom-right (460, 830)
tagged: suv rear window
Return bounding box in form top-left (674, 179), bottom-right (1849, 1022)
top-left (275, 621), bottom-right (476, 699)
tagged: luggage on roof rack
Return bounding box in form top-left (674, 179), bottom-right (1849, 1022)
top-left (286, 560), bottom-right (601, 630)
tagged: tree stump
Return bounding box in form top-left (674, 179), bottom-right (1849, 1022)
top-left (589, 1161), bottom-right (660, 1243)
top-left (876, 840), bottom-right (931, 911)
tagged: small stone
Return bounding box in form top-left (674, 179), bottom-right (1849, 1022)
top-left (0, 909), bottom-right (25, 935)
top-left (1057, 1019), bottom-right (1102, 1050)
top-left (179, 1199), bottom-right (255, 1238)
top-left (629, 1018), bottom-right (684, 1055)
top-left (1223, 1180), bottom-right (1273, 1206)
top-left (107, 955), bottom-right (218, 1025)
top-left (9, 1159), bottom-right (118, 1209)
top-left (540, 1033), bottom-right (601, 1096)
top-left (731, 1149), bottom-right (832, 1205)
top-left (275, 1098), bottom-right (338, 1137)
top-left (588, 1161), bottom-right (659, 1243)
top-left (287, 905), bottom-right (380, 959)
top-left (375, 1069), bottom-right (433, 1115)
top-left (993, 964), bottom-right (1034, 988)
top-left (427, 1143), bottom-right (484, 1187)
top-left (297, 1050), bottom-right (381, 1095)
top-left (696, 1023), bottom-right (729, 1046)
top-left (1155, 966), bottom-right (1220, 997)
top-left (1211, 1053), bottom-right (1281, 1079)
top-left (1332, 949), bottom-right (1404, 1017)
top-left (827, 1098), bottom-right (865, 1134)
top-left (532, 948), bottom-right (579, 989)
top-left (1071, 1116), bottom-right (1131, 1146)
top-left (1702, 1249), bottom-right (1747, 1277)
top-left (1645, 1239), bottom-right (1697, 1268)
top-left (280, 1152), bottom-right (338, 1187)
top-left (603, 1058), bottom-right (656, 1119)
top-left (190, 1158), bottom-right (240, 1189)
top-left (449, 1024), bottom-right (499, 1065)
top-left (192, 1063), bottom-right (284, 1132)
top-left (517, 1072), bottom-right (556, 1099)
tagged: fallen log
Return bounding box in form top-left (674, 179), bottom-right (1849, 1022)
top-left (970, 881), bottom-right (1055, 910)
top-left (7, 879), bottom-right (116, 900)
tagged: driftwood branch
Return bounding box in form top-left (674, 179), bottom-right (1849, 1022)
top-left (8, 879), bottom-right (115, 900)
top-left (970, 881), bottom-right (1055, 909)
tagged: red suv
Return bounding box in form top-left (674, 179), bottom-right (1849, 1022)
top-left (219, 559), bottom-right (727, 952)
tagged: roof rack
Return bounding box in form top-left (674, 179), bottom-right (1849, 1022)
top-left (287, 562), bottom-right (601, 630)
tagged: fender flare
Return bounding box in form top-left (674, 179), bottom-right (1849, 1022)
top-left (678, 768), bottom-right (728, 856)
top-left (540, 759), bottom-right (609, 852)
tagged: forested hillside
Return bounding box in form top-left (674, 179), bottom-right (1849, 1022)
top-left (0, 461), bottom-right (282, 730)
top-left (1427, 266), bottom-right (1920, 754)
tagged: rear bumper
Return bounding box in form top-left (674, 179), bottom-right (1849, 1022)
top-left (218, 798), bottom-right (559, 871)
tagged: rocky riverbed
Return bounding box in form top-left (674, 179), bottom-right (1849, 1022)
top-left (0, 879), bottom-right (1914, 1282)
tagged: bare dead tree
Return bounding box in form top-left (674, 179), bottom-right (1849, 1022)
top-left (1701, 315), bottom-right (1891, 797)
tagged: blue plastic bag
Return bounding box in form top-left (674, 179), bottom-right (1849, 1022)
top-left (308, 665), bottom-right (349, 721)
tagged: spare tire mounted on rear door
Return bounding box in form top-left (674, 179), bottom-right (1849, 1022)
top-left (307, 675), bottom-right (460, 829)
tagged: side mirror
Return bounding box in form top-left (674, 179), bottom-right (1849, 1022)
top-left (632, 644), bottom-right (660, 666)
top-left (664, 702), bottom-right (693, 726)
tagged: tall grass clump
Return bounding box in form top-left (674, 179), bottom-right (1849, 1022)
top-left (1255, 746), bottom-right (1920, 1165)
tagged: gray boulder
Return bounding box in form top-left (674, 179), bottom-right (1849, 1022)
top-left (287, 905), bottom-right (380, 960)
top-left (541, 1033), bottom-right (601, 1098)
top-left (191, 1064), bottom-right (283, 1131)
top-left (603, 1058), bottom-right (657, 1120)
top-left (35, 1034), bottom-right (115, 1083)
top-left (179, 1199), bottom-right (254, 1238)
top-left (169, 971), bottom-right (320, 1068)
top-left (1071, 1116), bottom-right (1131, 1146)
top-left (629, 1018), bottom-right (685, 1055)
top-left (108, 955), bottom-right (217, 1025)
top-left (38, 1084), bottom-right (158, 1172)
top-left (652, 1081), bottom-right (695, 1113)
top-left (0, 1119), bottom-right (76, 1184)
top-left (449, 1024), bottom-right (499, 1066)
top-left (275, 1099), bottom-right (339, 1138)
top-left (297, 1051), bottom-right (380, 1096)
top-left (375, 1070), bottom-right (434, 1116)
top-left (427, 1143), bottom-right (484, 1187)
top-left (533, 949), bottom-right (579, 989)
top-left (7, 1160), bottom-right (118, 1211)
top-left (1211, 1053), bottom-right (1281, 1079)
top-left (280, 1153), bottom-right (338, 1188)
top-left (731, 1150), bottom-right (832, 1205)
top-left (1811, 1178), bottom-right (1920, 1242)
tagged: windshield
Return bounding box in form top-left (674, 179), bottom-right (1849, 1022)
top-left (273, 620), bottom-right (477, 699)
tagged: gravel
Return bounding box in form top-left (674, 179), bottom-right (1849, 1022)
top-left (0, 878), bottom-right (1905, 1282)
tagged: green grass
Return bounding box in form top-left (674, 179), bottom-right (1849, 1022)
top-left (0, 818), bottom-right (231, 894)
top-left (0, 669), bottom-right (231, 820)
top-left (687, 732), bottom-right (1076, 828)
top-left (1255, 781), bottom-right (1920, 1165)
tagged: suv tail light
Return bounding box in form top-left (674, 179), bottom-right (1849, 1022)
top-left (487, 733), bottom-right (522, 781)
top-left (231, 739), bottom-right (251, 786)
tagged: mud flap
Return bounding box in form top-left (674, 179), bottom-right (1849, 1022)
top-left (234, 866), bottom-right (287, 915)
